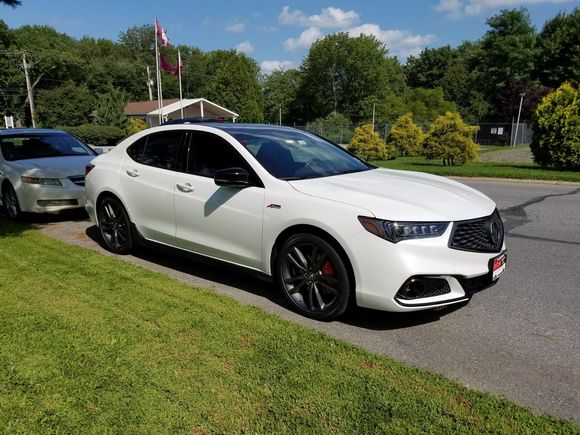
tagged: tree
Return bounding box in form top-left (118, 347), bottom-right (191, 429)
top-left (530, 82), bottom-right (580, 170)
top-left (36, 81), bottom-right (95, 127)
top-left (263, 68), bottom-right (301, 124)
top-left (423, 112), bottom-right (479, 166)
top-left (535, 8), bottom-right (580, 88)
top-left (205, 50), bottom-right (263, 122)
top-left (387, 113), bottom-right (425, 156)
top-left (1, 0), bottom-right (21, 7)
top-left (95, 83), bottom-right (128, 129)
top-left (403, 87), bottom-right (456, 124)
top-left (298, 33), bottom-right (406, 123)
top-left (348, 124), bottom-right (392, 160)
top-left (306, 112), bottom-right (352, 144)
top-left (479, 8), bottom-right (538, 119)
top-left (406, 46), bottom-right (454, 89)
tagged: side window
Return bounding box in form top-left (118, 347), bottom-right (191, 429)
top-left (189, 131), bottom-right (256, 180)
top-left (126, 131), bottom-right (185, 171)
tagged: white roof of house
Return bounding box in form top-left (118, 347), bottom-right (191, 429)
top-left (148, 98), bottom-right (239, 118)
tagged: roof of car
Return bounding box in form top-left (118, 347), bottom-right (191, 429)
top-left (0, 128), bottom-right (67, 136)
top-left (196, 123), bottom-right (300, 133)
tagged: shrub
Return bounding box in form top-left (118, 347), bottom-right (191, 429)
top-left (58, 124), bottom-right (127, 147)
top-left (423, 112), bottom-right (478, 166)
top-left (531, 82), bottom-right (580, 170)
top-left (127, 118), bottom-right (149, 136)
top-left (348, 124), bottom-right (393, 160)
top-left (387, 113), bottom-right (425, 156)
top-left (306, 112), bottom-right (353, 144)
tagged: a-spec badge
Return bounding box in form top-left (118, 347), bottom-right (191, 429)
top-left (266, 204), bottom-right (281, 209)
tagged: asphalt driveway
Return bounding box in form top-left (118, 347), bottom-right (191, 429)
top-left (28, 178), bottom-right (580, 423)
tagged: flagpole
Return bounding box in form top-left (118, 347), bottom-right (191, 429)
top-left (154, 18), bottom-right (162, 125)
top-left (178, 50), bottom-right (184, 119)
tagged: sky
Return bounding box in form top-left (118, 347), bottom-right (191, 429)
top-left (2, 0), bottom-right (578, 74)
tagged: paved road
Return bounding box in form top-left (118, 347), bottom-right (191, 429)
top-left (31, 179), bottom-right (580, 423)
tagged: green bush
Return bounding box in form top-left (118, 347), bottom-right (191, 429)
top-left (58, 124), bottom-right (127, 147)
top-left (423, 112), bottom-right (478, 166)
top-left (531, 82), bottom-right (580, 170)
top-left (387, 113), bottom-right (425, 156)
top-left (127, 118), bottom-right (149, 136)
top-left (348, 124), bottom-right (393, 160)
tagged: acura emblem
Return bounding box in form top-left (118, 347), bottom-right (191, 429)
top-left (488, 218), bottom-right (502, 246)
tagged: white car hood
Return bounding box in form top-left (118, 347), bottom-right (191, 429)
top-left (288, 168), bottom-right (496, 221)
top-left (9, 156), bottom-right (94, 178)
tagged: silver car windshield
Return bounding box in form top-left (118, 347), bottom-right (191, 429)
top-left (0, 134), bottom-right (94, 161)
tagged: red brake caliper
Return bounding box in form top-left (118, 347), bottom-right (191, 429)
top-left (321, 260), bottom-right (335, 277)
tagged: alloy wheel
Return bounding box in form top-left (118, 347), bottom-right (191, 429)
top-left (98, 197), bottom-right (132, 254)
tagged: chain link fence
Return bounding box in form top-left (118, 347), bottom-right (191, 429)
top-left (292, 121), bottom-right (533, 147)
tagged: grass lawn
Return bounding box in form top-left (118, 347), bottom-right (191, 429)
top-left (0, 218), bottom-right (577, 433)
top-left (372, 154), bottom-right (580, 182)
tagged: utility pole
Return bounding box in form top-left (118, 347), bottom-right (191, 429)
top-left (279, 107), bottom-right (282, 126)
top-left (512, 92), bottom-right (525, 147)
top-left (146, 66), bottom-right (154, 101)
top-left (372, 102), bottom-right (376, 130)
top-left (22, 52), bottom-right (36, 128)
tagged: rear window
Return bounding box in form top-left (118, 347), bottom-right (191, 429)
top-left (0, 133), bottom-right (94, 161)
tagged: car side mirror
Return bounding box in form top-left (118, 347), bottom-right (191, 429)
top-left (214, 167), bottom-right (250, 187)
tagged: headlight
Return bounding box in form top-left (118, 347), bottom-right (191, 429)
top-left (358, 216), bottom-right (449, 243)
top-left (20, 176), bottom-right (62, 186)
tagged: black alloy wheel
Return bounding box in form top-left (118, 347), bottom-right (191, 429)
top-left (277, 233), bottom-right (351, 320)
top-left (2, 184), bottom-right (21, 219)
top-left (97, 196), bottom-right (133, 254)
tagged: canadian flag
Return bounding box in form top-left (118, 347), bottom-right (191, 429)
top-left (156, 19), bottom-right (170, 47)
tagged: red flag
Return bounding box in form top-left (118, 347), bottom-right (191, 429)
top-left (156, 19), bottom-right (170, 47)
top-left (159, 55), bottom-right (176, 72)
top-left (174, 54), bottom-right (184, 77)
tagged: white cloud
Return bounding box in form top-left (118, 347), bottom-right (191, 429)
top-left (226, 22), bottom-right (245, 33)
top-left (279, 6), bottom-right (359, 28)
top-left (284, 27), bottom-right (323, 51)
top-left (235, 40), bottom-right (254, 54)
top-left (260, 60), bottom-right (295, 75)
top-left (436, 0), bottom-right (572, 18)
top-left (347, 24), bottom-right (437, 60)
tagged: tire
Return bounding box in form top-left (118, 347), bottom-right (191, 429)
top-left (2, 184), bottom-right (21, 219)
top-left (97, 196), bottom-right (133, 254)
top-left (276, 233), bottom-right (351, 321)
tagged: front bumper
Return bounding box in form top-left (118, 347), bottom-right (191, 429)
top-left (346, 224), bottom-right (506, 312)
top-left (15, 179), bottom-right (86, 214)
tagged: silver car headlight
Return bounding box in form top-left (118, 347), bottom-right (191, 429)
top-left (20, 176), bottom-right (62, 186)
top-left (358, 216), bottom-right (449, 243)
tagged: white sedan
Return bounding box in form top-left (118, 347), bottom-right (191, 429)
top-left (0, 129), bottom-right (97, 218)
top-left (85, 123), bottom-right (506, 320)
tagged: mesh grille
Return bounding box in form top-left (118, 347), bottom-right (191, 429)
top-left (396, 277), bottom-right (451, 300)
top-left (458, 273), bottom-right (496, 295)
top-left (68, 175), bottom-right (85, 186)
top-left (449, 210), bottom-right (504, 253)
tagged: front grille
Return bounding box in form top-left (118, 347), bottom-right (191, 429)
top-left (68, 175), bottom-right (85, 186)
top-left (449, 210), bottom-right (504, 253)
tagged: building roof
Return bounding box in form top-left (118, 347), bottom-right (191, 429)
top-left (124, 99), bottom-right (180, 116)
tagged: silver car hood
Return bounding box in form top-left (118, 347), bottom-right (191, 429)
top-left (9, 156), bottom-right (94, 178)
top-left (288, 168), bottom-right (496, 222)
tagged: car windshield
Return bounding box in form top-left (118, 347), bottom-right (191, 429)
top-left (0, 133), bottom-right (94, 161)
top-left (227, 127), bottom-right (373, 180)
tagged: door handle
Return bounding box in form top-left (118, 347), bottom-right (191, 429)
top-left (126, 169), bottom-right (139, 177)
top-left (176, 182), bottom-right (194, 193)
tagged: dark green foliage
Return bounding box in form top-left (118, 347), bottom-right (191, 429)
top-left (59, 124), bottom-right (127, 147)
top-left (406, 46), bottom-right (454, 89)
top-left (531, 82), bottom-right (580, 170)
top-left (298, 33), bottom-right (406, 123)
top-left (36, 81), bottom-right (95, 127)
top-left (263, 69), bottom-right (301, 124)
top-left (306, 112), bottom-right (352, 144)
top-left (205, 50), bottom-right (264, 122)
top-left (535, 8), bottom-right (580, 88)
top-left (95, 83), bottom-right (128, 129)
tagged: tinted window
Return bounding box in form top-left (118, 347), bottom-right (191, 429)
top-left (126, 131), bottom-right (185, 171)
top-left (0, 133), bottom-right (95, 161)
top-left (227, 128), bottom-right (372, 180)
top-left (189, 131), bottom-right (255, 180)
